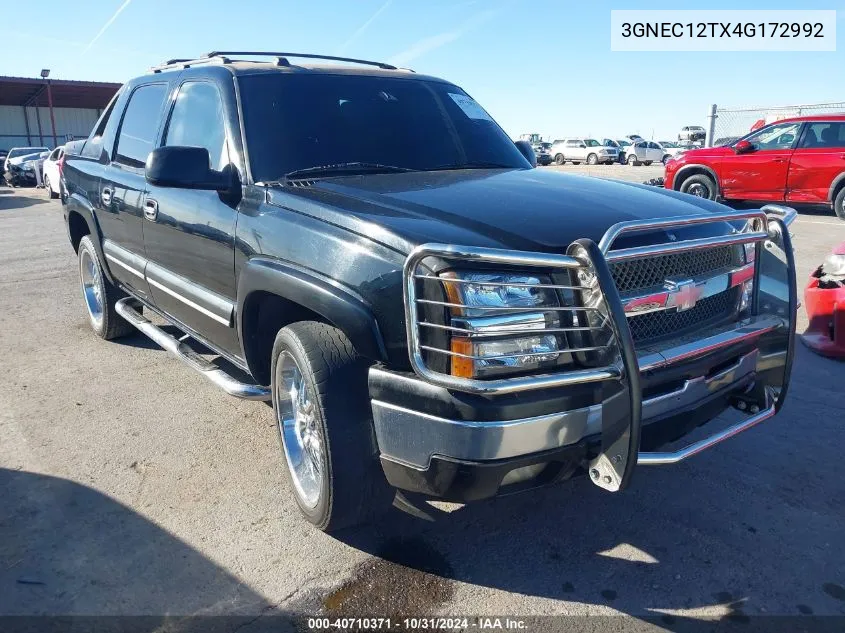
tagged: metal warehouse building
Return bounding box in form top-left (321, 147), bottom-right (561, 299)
top-left (0, 76), bottom-right (121, 151)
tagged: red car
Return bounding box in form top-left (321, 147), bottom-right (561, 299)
top-left (665, 114), bottom-right (845, 220)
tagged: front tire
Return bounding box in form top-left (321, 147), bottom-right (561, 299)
top-left (554, 153), bottom-right (565, 166)
top-left (77, 235), bottom-right (134, 340)
top-left (679, 174), bottom-right (718, 200)
top-left (627, 154), bottom-right (639, 166)
top-left (586, 153), bottom-right (598, 165)
top-left (271, 322), bottom-right (392, 532)
top-left (834, 186), bottom-right (845, 221)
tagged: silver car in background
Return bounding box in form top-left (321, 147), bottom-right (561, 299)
top-left (549, 138), bottom-right (619, 165)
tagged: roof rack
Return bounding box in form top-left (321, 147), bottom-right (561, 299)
top-left (205, 51), bottom-right (398, 70)
top-left (151, 56), bottom-right (230, 73)
top-left (152, 51), bottom-right (401, 74)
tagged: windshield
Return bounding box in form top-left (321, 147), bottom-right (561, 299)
top-left (238, 73), bottom-right (529, 181)
top-left (617, 139), bottom-right (631, 147)
top-left (8, 147), bottom-right (48, 159)
top-left (603, 139), bottom-right (619, 147)
top-left (584, 139), bottom-right (600, 147)
top-left (660, 141), bottom-right (677, 148)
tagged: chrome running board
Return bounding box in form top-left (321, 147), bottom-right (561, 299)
top-left (115, 298), bottom-right (271, 401)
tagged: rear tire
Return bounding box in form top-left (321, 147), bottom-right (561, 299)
top-left (271, 321), bottom-right (392, 532)
top-left (44, 175), bottom-right (58, 199)
top-left (77, 235), bottom-right (134, 340)
top-left (834, 186), bottom-right (845, 221)
top-left (554, 154), bottom-right (565, 166)
top-left (679, 174), bottom-right (718, 200)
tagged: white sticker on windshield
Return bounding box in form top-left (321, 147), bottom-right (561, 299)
top-left (448, 93), bottom-right (493, 121)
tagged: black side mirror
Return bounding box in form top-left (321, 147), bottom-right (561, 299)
top-left (514, 140), bottom-right (537, 167)
top-left (145, 146), bottom-right (230, 190)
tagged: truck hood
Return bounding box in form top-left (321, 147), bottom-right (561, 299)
top-left (268, 168), bottom-right (737, 254)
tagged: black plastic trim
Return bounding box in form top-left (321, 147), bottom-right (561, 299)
top-left (237, 257), bottom-right (388, 371)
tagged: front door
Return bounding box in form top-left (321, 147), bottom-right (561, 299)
top-left (99, 82), bottom-right (169, 301)
top-left (787, 121), bottom-right (845, 204)
top-left (719, 121), bottom-right (801, 201)
top-left (141, 80), bottom-right (241, 358)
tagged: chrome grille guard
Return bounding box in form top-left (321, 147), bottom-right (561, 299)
top-left (402, 206), bottom-right (797, 492)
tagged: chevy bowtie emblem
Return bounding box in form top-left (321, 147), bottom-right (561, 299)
top-left (665, 278), bottom-right (703, 312)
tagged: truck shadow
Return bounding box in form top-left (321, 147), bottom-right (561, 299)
top-left (0, 468), bottom-right (298, 630)
top-left (323, 347), bottom-right (844, 629)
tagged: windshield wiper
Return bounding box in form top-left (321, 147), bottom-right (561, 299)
top-left (283, 162), bottom-right (415, 181)
top-left (427, 161), bottom-right (515, 171)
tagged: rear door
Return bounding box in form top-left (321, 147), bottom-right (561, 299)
top-left (718, 121), bottom-right (801, 201)
top-left (141, 79), bottom-right (241, 357)
top-left (786, 121), bottom-right (845, 204)
top-left (99, 82), bottom-right (170, 300)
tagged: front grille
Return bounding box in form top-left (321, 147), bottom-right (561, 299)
top-left (609, 245), bottom-right (739, 294)
top-left (627, 288), bottom-right (738, 343)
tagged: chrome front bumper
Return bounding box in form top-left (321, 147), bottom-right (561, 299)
top-left (372, 324), bottom-right (771, 470)
top-left (376, 206), bottom-right (797, 493)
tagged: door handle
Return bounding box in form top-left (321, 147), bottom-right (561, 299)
top-left (100, 187), bottom-right (112, 205)
top-left (143, 198), bottom-right (158, 221)
top-left (772, 158), bottom-right (785, 163)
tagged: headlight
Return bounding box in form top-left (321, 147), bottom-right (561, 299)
top-left (437, 271), bottom-right (581, 378)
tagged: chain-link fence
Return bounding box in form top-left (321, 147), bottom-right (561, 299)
top-left (707, 102), bottom-right (845, 146)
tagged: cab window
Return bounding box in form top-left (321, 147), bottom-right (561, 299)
top-left (164, 81), bottom-right (228, 170)
top-left (114, 83), bottom-right (168, 168)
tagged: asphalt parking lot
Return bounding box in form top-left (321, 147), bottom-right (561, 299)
top-left (2, 168), bottom-right (845, 630)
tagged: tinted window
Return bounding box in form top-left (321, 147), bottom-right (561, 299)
top-left (164, 82), bottom-right (228, 170)
top-left (238, 73), bottom-right (527, 182)
top-left (114, 83), bottom-right (168, 168)
top-left (799, 122), bottom-right (845, 149)
top-left (647, 142), bottom-right (660, 149)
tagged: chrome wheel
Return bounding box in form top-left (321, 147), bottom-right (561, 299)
top-left (276, 351), bottom-right (325, 508)
top-left (79, 248), bottom-right (104, 328)
top-left (687, 183), bottom-right (709, 198)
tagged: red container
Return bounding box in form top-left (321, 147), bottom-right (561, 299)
top-left (801, 242), bottom-right (845, 359)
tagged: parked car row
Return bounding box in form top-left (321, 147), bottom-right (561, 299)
top-left (2, 145), bottom-right (65, 196)
top-left (545, 138), bottom-right (686, 166)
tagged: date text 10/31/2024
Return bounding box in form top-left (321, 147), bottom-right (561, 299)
top-left (306, 617), bottom-right (529, 630)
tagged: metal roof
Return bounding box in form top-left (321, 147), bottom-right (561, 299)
top-left (0, 76), bottom-right (122, 109)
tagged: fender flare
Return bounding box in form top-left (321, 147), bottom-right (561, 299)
top-left (828, 172), bottom-right (845, 202)
top-left (236, 257), bottom-right (388, 371)
top-left (673, 164), bottom-right (722, 197)
top-left (65, 193), bottom-right (115, 284)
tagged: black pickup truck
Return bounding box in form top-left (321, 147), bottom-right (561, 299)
top-left (63, 52), bottom-right (798, 532)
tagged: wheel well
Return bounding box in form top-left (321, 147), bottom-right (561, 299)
top-left (68, 211), bottom-right (90, 252)
top-left (673, 167), bottom-right (715, 191)
top-left (831, 178), bottom-right (845, 203)
top-left (240, 291), bottom-right (327, 386)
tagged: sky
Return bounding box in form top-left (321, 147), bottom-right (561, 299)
top-left (2, 0), bottom-right (842, 141)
